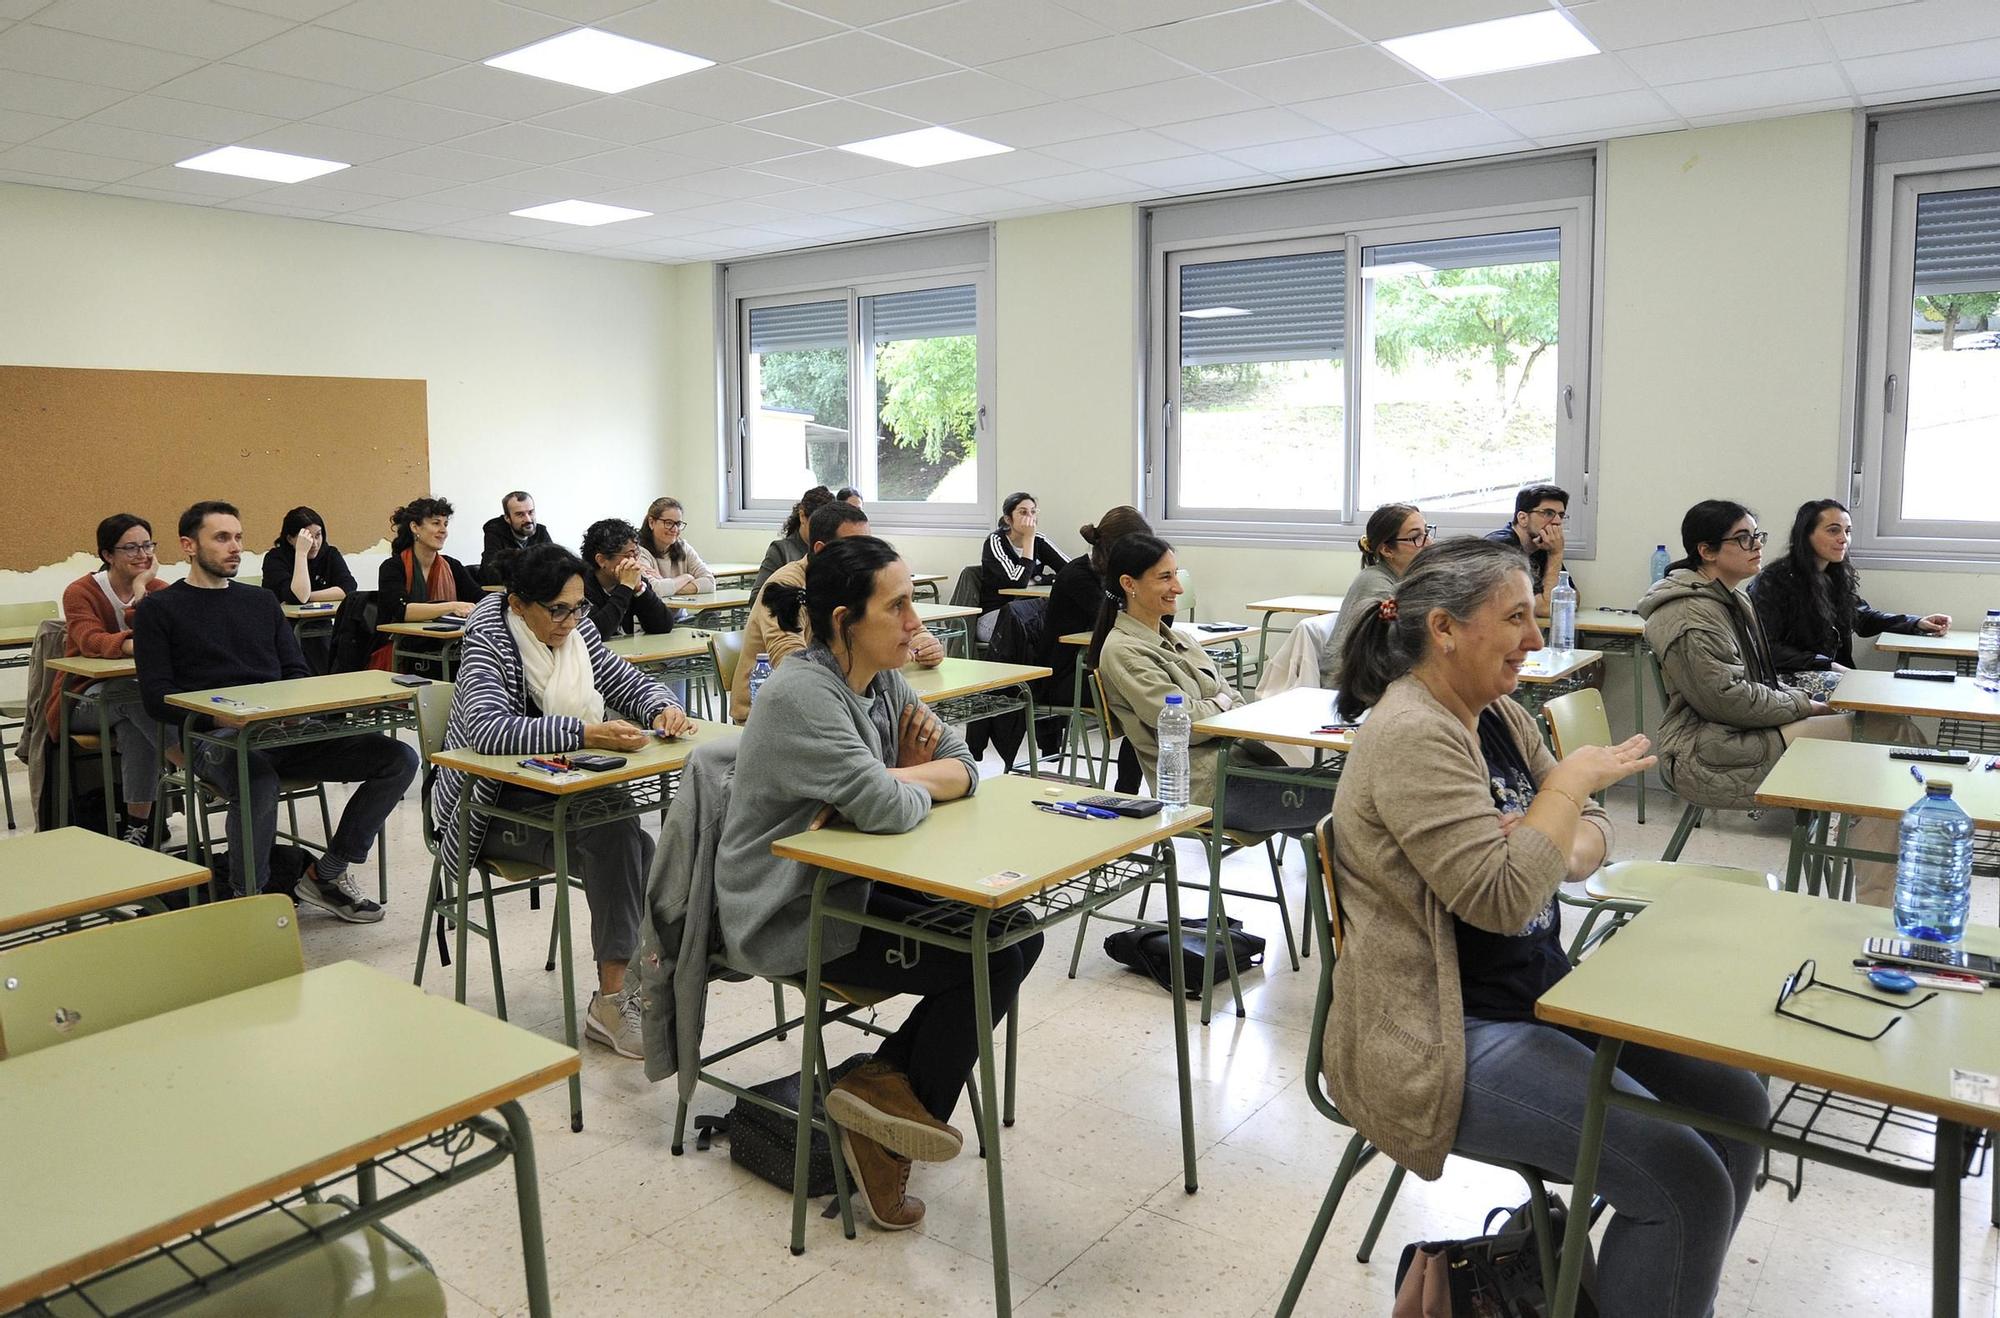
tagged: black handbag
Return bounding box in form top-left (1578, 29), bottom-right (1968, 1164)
top-left (693, 1054), bottom-right (872, 1198)
top-left (1103, 916), bottom-right (1265, 999)
top-left (1392, 1193), bottom-right (1598, 1318)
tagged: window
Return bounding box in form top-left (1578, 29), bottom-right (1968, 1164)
top-left (723, 230), bottom-right (993, 528)
top-left (1853, 101), bottom-right (2000, 561)
top-left (1146, 154), bottom-right (1596, 545)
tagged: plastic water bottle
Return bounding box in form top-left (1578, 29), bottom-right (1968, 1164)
top-left (1549, 571), bottom-right (1577, 652)
top-left (747, 653), bottom-right (773, 706)
top-left (1977, 610), bottom-right (2000, 685)
top-left (1894, 781), bottom-right (1974, 944)
top-left (1650, 545), bottom-right (1670, 583)
top-left (1156, 694), bottom-right (1192, 806)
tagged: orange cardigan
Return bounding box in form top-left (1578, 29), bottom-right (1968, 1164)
top-left (43, 573), bottom-right (168, 736)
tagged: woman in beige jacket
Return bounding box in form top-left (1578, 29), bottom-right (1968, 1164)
top-left (1329, 537), bottom-right (1768, 1318)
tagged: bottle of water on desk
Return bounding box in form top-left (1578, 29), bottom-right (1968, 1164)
top-left (1977, 610), bottom-right (2000, 685)
top-left (1549, 571), bottom-right (1577, 653)
top-left (747, 653), bottom-right (773, 706)
top-left (1156, 694), bottom-right (1191, 807)
top-left (1651, 545), bottom-right (1670, 583)
top-left (1894, 781), bottom-right (1973, 943)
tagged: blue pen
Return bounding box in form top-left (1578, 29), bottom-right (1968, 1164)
top-left (1034, 800), bottom-right (1117, 821)
top-left (1910, 764), bottom-right (1925, 785)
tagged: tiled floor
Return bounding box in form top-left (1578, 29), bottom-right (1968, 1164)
top-left (7, 756), bottom-right (1999, 1315)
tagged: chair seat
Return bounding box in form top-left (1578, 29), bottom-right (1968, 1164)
top-left (68, 734), bottom-right (104, 752)
top-left (1583, 860), bottom-right (1779, 905)
top-left (45, 1203), bottom-right (445, 1316)
top-left (769, 974), bottom-right (897, 1009)
top-left (0, 699), bottom-right (27, 718)
top-left (480, 856), bottom-right (555, 883)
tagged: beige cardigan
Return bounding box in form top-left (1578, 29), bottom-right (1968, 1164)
top-left (1325, 675), bottom-right (1612, 1180)
top-left (1095, 610), bottom-right (1283, 805)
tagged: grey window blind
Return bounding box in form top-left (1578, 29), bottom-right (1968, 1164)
top-left (867, 284), bottom-right (976, 343)
top-left (1914, 185), bottom-right (2000, 294)
top-left (1363, 227), bottom-right (1561, 272)
top-left (1179, 249), bottom-right (1345, 366)
top-left (747, 299), bottom-right (846, 354)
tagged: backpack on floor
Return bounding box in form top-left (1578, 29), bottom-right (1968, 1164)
top-left (1104, 916), bottom-right (1265, 999)
top-left (694, 1053), bottom-right (873, 1197)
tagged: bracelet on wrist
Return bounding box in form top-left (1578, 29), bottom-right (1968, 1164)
top-left (1540, 786), bottom-right (1587, 813)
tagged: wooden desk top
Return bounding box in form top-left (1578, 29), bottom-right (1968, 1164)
top-left (377, 620), bottom-right (464, 640)
top-left (666, 589), bottom-right (751, 614)
top-left (911, 572), bottom-right (948, 586)
top-left (1536, 883), bottom-right (2000, 1130)
top-left (164, 671), bottom-right (416, 728)
top-left (1515, 648), bottom-right (1602, 684)
top-left (0, 624), bottom-right (39, 648)
top-left (999, 585), bottom-right (1051, 599)
top-left (1872, 630), bottom-right (1978, 659)
top-left (482, 583), bottom-right (506, 593)
top-left (606, 629), bottom-right (714, 666)
top-left (0, 961), bottom-right (577, 1310)
top-left (1057, 623), bottom-right (1254, 648)
top-left (0, 828), bottom-right (209, 937)
top-left (706, 562), bottom-right (759, 579)
top-left (1247, 595), bottom-right (1343, 616)
top-left (45, 656), bottom-right (136, 681)
top-left (1831, 668), bottom-right (2000, 723)
top-left (916, 602), bottom-right (982, 623)
top-left (901, 658), bottom-right (1051, 704)
top-left (280, 603), bottom-right (338, 620)
top-left (772, 773), bottom-right (1210, 909)
top-left (429, 718), bottom-right (738, 794)
top-left (1571, 608), bottom-right (1644, 637)
top-left (1191, 686), bottom-right (1354, 752)
top-left (1754, 739), bottom-right (2000, 827)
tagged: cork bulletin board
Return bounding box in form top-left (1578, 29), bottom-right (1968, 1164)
top-left (0, 365), bottom-right (428, 571)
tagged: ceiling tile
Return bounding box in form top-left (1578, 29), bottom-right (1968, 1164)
top-left (1220, 132), bottom-right (1388, 174)
top-left (373, 142), bottom-right (528, 182)
top-left (563, 143), bottom-right (711, 182)
top-left (1047, 0), bottom-right (1253, 32)
top-left (237, 121), bottom-right (413, 163)
top-left (1294, 81), bottom-right (1466, 132)
top-left (604, 0), bottom-right (843, 62)
top-left (1156, 105), bottom-right (1326, 152)
top-left (1216, 44), bottom-right (1419, 103)
top-left (610, 234), bottom-right (730, 258)
top-left (622, 64), bottom-right (824, 118)
top-left (148, 63), bottom-right (365, 118)
top-left (1073, 75), bottom-right (1262, 128)
top-left (310, 95), bottom-right (506, 144)
top-left (489, 161), bottom-right (628, 196)
top-left (1620, 22), bottom-right (1833, 84)
top-left (0, 141), bottom-right (151, 182)
top-left (661, 166), bottom-right (800, 197)
top-left (507, 0), bottom-right (661, 18)
top-left (747, 147), bottom-right (901, 183)
top-left (755, 182), bottom-right (880, 210)
top-left (1444, 54), bottom-right (1640, 110)
top-left (32, 0), bottom-right (292, 58)
top-left (1494, 88), bottom-right (1680, 137)
top-left (1110, 152), bottom-right (1268, 188)
top-left (787, 0), bottom-right (955, 21)
top-left (831, 199), bottom-right (958, 226)
top-left (949, 100), bottom-right (1134, 146)
top-left (872, 0), bottom-right (1107, 65)
top-left (1309, 0), bottom-right (1549, 41)
top-left (428, 211), bottom-right (568, 237)
top-left (981, 36), bottom-right (1185, 98)
top-left (452, 122), bottom-right (616, 164)
top-left (218, 0), bottom-right (353, 17)
top-left (1134, 1), bottom-right (1358, 71)
top-left (1569, 0), bottom-right (1810, 49)
top-left (239, 180), bottom-right (386, 212)
top-left (670, 198), bottom-right (798, 227)
top-left (297, 162), bottom-right (449, 197)
top-left (592, 211), bottom-right (728, 239)
top-left (87, 93), bottom-right (286, 142)
top-left (740, 31), bottom-right (956, 96)
top-left (528, 96), bottom-right (715, 145)
top-left (346, 198), bottom-right (483, 224)
top-left (1803, 0), bottom-right (1919, 13)
top-left (1842, 34), bottom-right (2000, 94)
top-left (755, 211), bottom-right (881, 239)
top-left (0, 167), bottom-right (98, 189)
top-left (1347, 112), bottom-right (1526, 156)
top-left (315, 0), bottom-right (569, 60)
top-left (746, 99), bottom-right (927, 145)
top-left (0, 69), bottom-right (129, 118)
top-left (927, 146), bottom-right (1082, 184)
top-left (394, 64), bottom-right (599, 118)
top-left (0, 107), bottom-right (66, 143)
top-left (652, 121), bottom-right (816, 165)
top-left (858, 69), bottom-right (1051, 120)
top-left (420, 177), bottom-right (569, 211)
top-left (1820, 0), bottom-right (2000, 57)
top-left (223, 197), bottom-right (339, 218)
top-left (921, 183), bottom-right (1040, 214)
top-left (225, 26), bottom-right (459, 93)
top-left (1655, 62), bottom-right (1851, 116)
top-left (841, 163), bottom-right (982, 197)
top-left (1682, 96), bottom-right (1852, 127)
top-left (0, 23), bottom-right (205, 92)
top-left (582, 183), bottom-right (729, 213)
top-left (94, 181), bottom-right (224, 203)
top-left (1041, 129), bottom-right (1197, 168)
top-left (108, 161), bottom-right (276, 196)
top-left (1008, 168), bottom-right (1142, 202)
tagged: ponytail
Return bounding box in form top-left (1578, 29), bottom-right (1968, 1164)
top-left (1357, 502), bottom-right (1417, 569)
top-left (762, 581), bottom-right (807, 636)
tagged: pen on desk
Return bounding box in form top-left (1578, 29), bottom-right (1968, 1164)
top-left (517, 759), bottom-right (564, 776)
top-left (1910, 764), bottom-right (1925, 785)
top-left (1033, 800), bottom-right (1116, 820)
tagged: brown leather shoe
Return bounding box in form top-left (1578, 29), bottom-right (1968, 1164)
top-left (839, 1128), bottom-right (925, 1231)
top-left (826, 1060), bottom-right (964, 1162)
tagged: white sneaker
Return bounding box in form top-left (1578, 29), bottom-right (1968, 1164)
top-left (584, 988), bottom-right (645, 1059)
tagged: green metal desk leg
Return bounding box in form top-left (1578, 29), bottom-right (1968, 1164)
top-left (57, 690), bottom-right (73, 828)
top-left (968, 908), bottom-right (1013, 1314)
top-left (1200, 758), bottom-right (1247, 1026)
top-left (453, 807), bottom-right (474, 1003)
top-left (1932, 1120), bottom-right (1963, 1317)
top-left (1782, 810), bottom-right (1812, 894)
top-left (1256, 615), bottom-right (1277, 677)
top-left (1160, 844), bottom-right (1199, 1193)
top-left (1550, 1037), bottom-right (1622, 1318)
top-left (550, 800), bottom-right (583, 1132)
top-left (1023, 687), bottom-right (1040, 778)
top-left (234, 730), bottom-right (257, 897)
top-left (499, 1099), bottom-right (555, 1318)
top-left (791, 872), bottom-right (832, 1256)
top-left (1633, 644), bottom-right (1647, 824)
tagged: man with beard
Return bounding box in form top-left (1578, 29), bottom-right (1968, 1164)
top-left (135, 500), bottom-right (416, 920)
top-left (478, 489), bottom-right (553, 583)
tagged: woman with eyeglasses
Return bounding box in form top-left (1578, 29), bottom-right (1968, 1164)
top-left (45, 514), bottom-right (173, 848)
top-left (1326, 503), bottom-right (1432, 690)
top-left (1639, 500), bottom-right (1909, 903)
top-left (434, 543), bottom-right (690, 1060)
top-left (635, 496), bottom-right (715, 600)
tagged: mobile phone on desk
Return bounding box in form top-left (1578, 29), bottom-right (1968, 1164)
top-left (566, 753), bottom-right (627, 772)
top-left (1862, 938), bottom-right (2000, 983)
top-left (390, 674), bottom-right (431, 688)
top-left (1196, 622), bottom-right (1243, 632)
top-left (423, 621), bottom-right (462, 632)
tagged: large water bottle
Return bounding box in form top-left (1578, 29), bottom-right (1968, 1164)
top-left (747, 653), bottom-right (773, 706)
top-left (1977, 609), bottom-right (2000, 685)
top-left (1549, 571), bottom-right (1577, 652)
top-left (1156, 693), bottom-right (1192, 806)
top-left (1894, 781), bottom-right (1974, 943)
top-left (1650, 545), bottom-right (1670, 584)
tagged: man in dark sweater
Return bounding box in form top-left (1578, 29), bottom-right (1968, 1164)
top-left (478, 490), bottom-right (553, 583)
top-left (137, 501), bottom-right (416, 920)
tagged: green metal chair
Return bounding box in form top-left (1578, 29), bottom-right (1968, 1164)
top-left (709, 628), bottom-right (746, 721)
top-left (1275, 816), bottom-right (1562, 1315)
top-left (0, 600), bottom-right (60, 829)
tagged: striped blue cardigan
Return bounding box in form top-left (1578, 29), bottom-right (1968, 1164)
top-left (435, 592), bottom-right (676, 880)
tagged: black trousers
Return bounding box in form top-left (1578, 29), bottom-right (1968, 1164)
top-left (819, 887), bottom-right (1045, 1122)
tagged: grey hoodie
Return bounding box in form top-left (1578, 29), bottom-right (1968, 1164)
top-left (1637, 568), bottom-right (1813, 809)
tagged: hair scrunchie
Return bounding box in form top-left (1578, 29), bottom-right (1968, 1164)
top-left (1378, 597), bottom-right (1399, 621)
top-left (1357, 535), bottom-right (1371, 553)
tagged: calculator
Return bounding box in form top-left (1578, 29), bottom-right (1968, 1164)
top-left (1862, 938), bottom-right (2000, 983)
top-left (1077, 794), bottom-right (1166, 818)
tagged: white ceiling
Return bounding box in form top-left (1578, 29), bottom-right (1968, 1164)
top-left (0, 0), bottom-right (1993, 263)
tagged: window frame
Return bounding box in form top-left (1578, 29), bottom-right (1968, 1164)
top-left (723, 262), bottom-right (995, 532)
top-left (1145, 191), bottom-right (1597, 551)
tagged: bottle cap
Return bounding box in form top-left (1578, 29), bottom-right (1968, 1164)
top-left (1164, 694), bottom-right (1184, 705)
top-left (1927, 781), bottom-right (1954, 796)
top-left (755, 653), bottom-right (769, 661)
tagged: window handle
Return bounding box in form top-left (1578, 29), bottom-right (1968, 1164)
top-left (1562, 384), bottom-right (1574, 420)
top-left (978, 404), bottom-right (988, 431)
top-left (1162, 399), bottom-right (1175, 433)
top-left (1884, 374), bottom-right (1898, 413)
top-left (735, 415), bottom-right (748, 441)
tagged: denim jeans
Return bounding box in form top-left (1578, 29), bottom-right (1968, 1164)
top-left (476, 785), bottom-right (652, 966)
top-left (73, 679), bottom-right (167, 806)
top-left (1453, 1017), bottom-right (1770, 1318)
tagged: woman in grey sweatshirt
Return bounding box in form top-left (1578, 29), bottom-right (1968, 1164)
top-left (1325, 502), bottom-right (1431, 689)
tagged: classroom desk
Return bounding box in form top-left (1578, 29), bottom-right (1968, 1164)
top-left (431, 719), bottom-right (739, 1132)
top-left (1511, 647), bottom-right (1603, 726)
top-left (1831, 668), bottom-right (2000, 725)
top-left (705, 562), bottom-right (759, 588)
top-left (665, 588), bottom-right (752, 630)
top-left (1876, 629), bottom-right (1980, 675)
top-left (280, 601), bottom-right (339, 643)
top-left (1190, 686), bottom-right (1352, 1024)
top-left (47, 654), bottom-right (139, 833)
top-left (998, 585), bottom-right (1050, 600)
top-left (165, 672), bottom-right (418, 900)
top-left (0, 960), bottom-right (576, 1318)
top-left (1572, 608), bottom-right (1655, 821)
top-left (377, 619), bottom-right (465, 678)
top-left (0, 622), bottom-right (37, 672)
top-left (1755, 739), bottom-right (2000, 898)
top-left (0, 826), bottom-right (207, 949)
top-left (911, 571), bottom-right (946, 602)
top-left (605, 628), bottom-right (719, 718)
top-left (915, 601), bottom-right (982, 657)
top-left (771, 774), bottom-right (1210, 1313)
top-left (902, 657), bottom-right (1052, 776)
top-left (1246, 596), bottom-right (1342, 676)
top-left (1537, 883), bottom-right (2000, 1318)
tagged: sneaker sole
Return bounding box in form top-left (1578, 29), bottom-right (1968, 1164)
top-left (825, 1088), bottom-right (963, 1163)
top-left (837, 1129), bottom-right (921, 1232)
top-left (582, 1010), bottom-right (644, 1060)
top-left (294, 883), bottom-right (385, 924)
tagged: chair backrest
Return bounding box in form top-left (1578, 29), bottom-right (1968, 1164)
top-left (1542, 687), bottom-right (1611, 759)
top-left (0, 600), bottom-right (58, 628)
top-left (949, 564), bottom-right (983, 610)
top-left (710, 629), bottom-right (746, 692)
top-left (414, 678), bottom-right (456, 761)
top-left (1645, 641), bottom-right (1669, 708)
top-left (1301, 815), bottom-right (1346, 1124)
top-left (1312, 814), bottom-right (1346, 960)
top-left (1090, 668), bottom-right (1122, 744)
top-left (0, 895), bottom-right (303, 1058)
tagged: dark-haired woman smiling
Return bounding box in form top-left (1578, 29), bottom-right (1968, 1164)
top-left (716, 535), bottom-right (1041, 1234)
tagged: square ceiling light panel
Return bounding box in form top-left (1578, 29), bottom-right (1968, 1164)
top-left (838, 126), bottom-right (1013, 168)
top-left (511, 199), bottom-right (653, 226)
top-left (486, 28), bottom-right (714, 95)
top-left (1384, 11), bottom-right (1598, 82)
top-left (175, 145), bottom-right (349, 183)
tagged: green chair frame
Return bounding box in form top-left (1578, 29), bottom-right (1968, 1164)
top-left (0, 601), bottom-right (61, 829)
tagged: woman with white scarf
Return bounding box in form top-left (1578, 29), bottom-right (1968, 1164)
top-left (435, 543), bottom-right (689, 1059)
